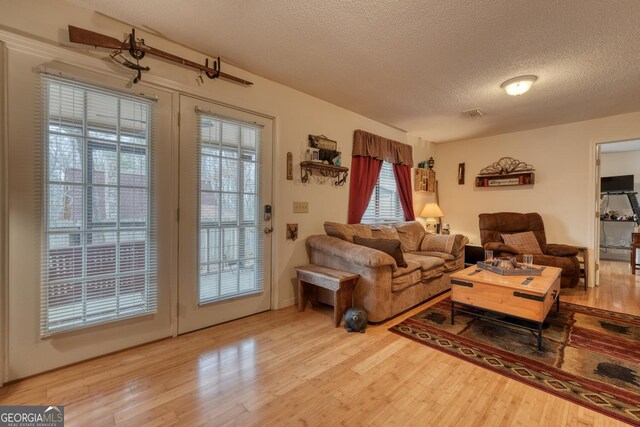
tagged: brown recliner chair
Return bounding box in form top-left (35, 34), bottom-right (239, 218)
top-left (479, 212), bottom-right (580, 288)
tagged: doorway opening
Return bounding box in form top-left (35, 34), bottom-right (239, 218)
top-left (594, 139), bottom-right (640, 306)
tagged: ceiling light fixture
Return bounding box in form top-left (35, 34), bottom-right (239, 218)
top-left (500, 75), bottom-right (537, 96)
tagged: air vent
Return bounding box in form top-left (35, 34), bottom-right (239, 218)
top-left (462, 108), bottom-right (485, 118)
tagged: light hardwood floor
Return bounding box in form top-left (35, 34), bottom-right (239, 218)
top-left (1, 260), bottom-right (638, 426)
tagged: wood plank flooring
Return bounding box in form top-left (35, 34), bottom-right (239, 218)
top-left (1, 260), bottom-right (638, 426)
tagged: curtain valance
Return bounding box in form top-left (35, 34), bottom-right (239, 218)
top-left (352, 129), bottom-right (413, 167)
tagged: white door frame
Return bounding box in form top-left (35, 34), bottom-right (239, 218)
top-left (0, 41), bottom-right (6, 387)
top-left (592, 137), bottom-right (640, 288)
top-left (176, 94), bottom-right (274, 334)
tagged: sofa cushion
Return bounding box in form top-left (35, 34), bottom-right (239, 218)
top-left (353, 236), bottom-right (407, 267)
top-left (394, 221), bottom-right (426, 252)
top-left (391, 261), bottom-right (422, 292)
top-left (501, 231), bottom-right (543, 255)
top-left (324, 222), bottom-right (372, 243)
top-left (409, 251), bottom-right (459, 273)
top-left (404, 253), bottom-right (445, 270)
top-left (371, 225), bottom-right (400, 240)
top-left (391, 259), bottom-right (421, 278)
top-left (404, 253), bottom-right (445, 280)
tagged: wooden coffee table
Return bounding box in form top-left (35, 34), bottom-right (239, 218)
top-left (449, 264), bottom-right (562, 350)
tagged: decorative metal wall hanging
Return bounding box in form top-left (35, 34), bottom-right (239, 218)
top-left (478, 157), bottom-right (534, 176)
top-left (476, 157), bottom-right (535, 188)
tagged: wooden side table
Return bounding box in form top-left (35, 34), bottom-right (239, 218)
top-left (295, 264), bottom-right (360, 327)
top-left (575, 246), bottom-right (589, 289)
top-left (631, 233), bottom-right (640, 275)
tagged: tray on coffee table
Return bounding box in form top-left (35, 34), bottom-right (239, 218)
top-left (477, 261), bottom-right (543, 276)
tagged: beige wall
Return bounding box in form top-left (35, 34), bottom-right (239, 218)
top-left (435, 111), bottom-right (640, 285)
top-left (0, 0), bottom-right (424, 379)
top-left (600, 150), bottom-right (640, 260)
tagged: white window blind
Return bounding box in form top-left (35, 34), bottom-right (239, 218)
top-left (362, 161), bottom-right (404, 223)
top-left (42, 77), bottom-right (156, 336)
top-left (197, 111), bottom-right (263, 304)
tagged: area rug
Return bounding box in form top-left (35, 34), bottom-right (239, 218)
top-left (390, 298), bottom-right (640, 425)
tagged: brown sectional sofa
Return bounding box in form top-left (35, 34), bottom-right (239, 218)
top-left (306, 221), bottom-right (468, 322)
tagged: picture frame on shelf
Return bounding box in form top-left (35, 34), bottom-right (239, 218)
top-left (308, 134), bottom-right (338, 151)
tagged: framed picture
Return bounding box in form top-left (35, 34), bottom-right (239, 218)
top-left (311, 148), bottom-right (320, 161)
top-left (458, 162), bottom-right (465, 185)
top-left (308, 134), bottom-right (338, 151)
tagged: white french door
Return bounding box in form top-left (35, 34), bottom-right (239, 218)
top-left (177, 95), bottom-right (272, 334)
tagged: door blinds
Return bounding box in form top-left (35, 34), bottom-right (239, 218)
top-left (197, 110), bottom-right (264, 304)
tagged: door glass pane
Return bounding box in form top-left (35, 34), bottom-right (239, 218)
top-left (198, 114), bottom-right (262, 304)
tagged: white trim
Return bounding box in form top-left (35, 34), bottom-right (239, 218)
top-left (0, 41), bottom-right (7, 387)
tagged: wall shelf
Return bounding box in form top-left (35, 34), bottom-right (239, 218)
top-left (475, 172), bottom-right (535, 188)
top-left (300, 161), bottom-right (349, 186)
top-left (415, 168), bottom-right (436, 192)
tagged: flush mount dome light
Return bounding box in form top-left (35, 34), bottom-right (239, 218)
top-left (500, 75), bottom-right (537, 96)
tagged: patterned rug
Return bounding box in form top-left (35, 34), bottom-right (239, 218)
top-left (390, 298), bottom-right (640, 425)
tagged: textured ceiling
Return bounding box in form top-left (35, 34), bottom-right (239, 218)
top-left (66, 0), bottom-right (640, 142)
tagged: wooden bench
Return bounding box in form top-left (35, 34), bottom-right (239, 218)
top-left (295, 264), bottom-right (360, 327)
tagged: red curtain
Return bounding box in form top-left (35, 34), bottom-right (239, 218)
top-left (392, 163), bottom-right (415, 221)
top-left (348, 156), bottom-right (383, 224)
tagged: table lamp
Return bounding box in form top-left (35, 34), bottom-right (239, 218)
top-left (420, 202), bottom-right (444, 233)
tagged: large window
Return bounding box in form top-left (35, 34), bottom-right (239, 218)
top-left (42, 78), bottom-right (156, 335)
top-left (361, 161), bottom-right (404, 223)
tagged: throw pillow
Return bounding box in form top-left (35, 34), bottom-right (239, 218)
top-left (353, 236), bottom-right (408, 268)
top-left (324, 222), bottom-right (372, 243)
top-left (420, 234), bottom-right (456, 254)
top-left (501, 231), bottom-right (543, 255)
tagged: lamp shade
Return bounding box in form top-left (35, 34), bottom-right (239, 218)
top-left (420, 202), bottom-right (444, 219)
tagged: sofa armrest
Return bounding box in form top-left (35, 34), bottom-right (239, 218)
top-left (451, 234), bottom-right (469, 257)
top-left (484, 242), bottom-right (520, 255)
top-left (542, 243), bottom-right (579, 257)
top-left (306, 235), bottom-right (398, 271)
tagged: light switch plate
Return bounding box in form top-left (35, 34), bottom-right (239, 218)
top-left (293, 201), bottom-right (309, 213)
